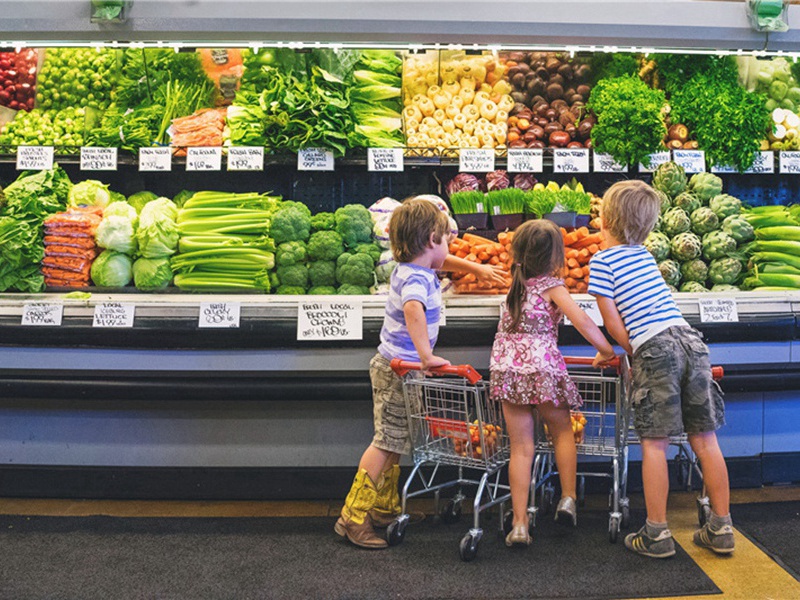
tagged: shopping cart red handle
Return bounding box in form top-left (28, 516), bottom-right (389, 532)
top-left (712, 366), bottom-right (724, 381)
top-left (563, 356), bottom-right (621, 369)
top-left (390, 359), bottom-right (483, 385)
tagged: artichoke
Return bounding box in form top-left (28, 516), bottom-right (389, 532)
top-left (721, 215), bottom-right (755, 244)
top-left (709, 194), bottom-right (742, 221)
top-left (652, 161), bottom-right (687, 198)
top-left (688, 172), bottom-right (723, 203)
top-left (644, 231), bottom-right (671, 262)
top-left (690, 207), bottom-right (720, 236)
top-left (658, 259), bottom-right (682, 288)
top-left (711, 283), bottom-right (740, 292)
top-left (673, 191), bottom-right (701, 214)
top-left (655, 189), bottom-right (672, 214)
top-left (681, 259), bottom-right (709, 283)
top-left (702, 230), bottom-right (737, 261)
top-left (667, 284), bottom-right (679, 293)
top-left (662, 207), bottom-right (691, 237)
top-left (680, 281), bottom-right (709, 293)
top-left (708, 257), bottom-right (743, 285)
top-left (670, 232), bottom-right (702, 262)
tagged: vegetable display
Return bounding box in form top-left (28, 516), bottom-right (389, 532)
top-left (448, 232), bottom-right (513, 295)
top-left (0, 49), bottom-right (38, 112)
top-left (36, 48), bottom-right (117, 110)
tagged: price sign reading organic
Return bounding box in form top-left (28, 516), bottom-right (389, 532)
top-left (186, 147), bottom-right (222, 171)
top-left (367, 148), bottom-right (404, 172)
top-left (80, 146), bottom-right (117, 171)
top-left (563, 299), bottom-right (603, 327)
top-left (699, 298), bottom-right (739, 323)
top-left (227, 146), bottom-right (264, 171)
top-left (745, 151), bottom-right (775, 174)
top-left (21, 302), bottom-right (63, 326)
top-left (139, 147), bottom-right (172, 172)
top-left (553, 148), bottom-right (589, 173)
top-left (92, 302), bottom-right (135, 328)
top-left (779, 151), bottom-right (800, 174)
top-left (16, 146), bottom-right (54, 171)
top-left (298, 148), bottom-right (335, 171)
top-left (593, 153), bottom-right (628, 173)
top-left (506, 148), bottom-right (543, 173)
top-left (459, 148), bottom-right (495, 173)
top-left (673, 149), bottom-right (706, 173)
top-left (297, 300), bottom-right (363, 341)
top-left (198, 302), bottom-right (241, 328)
top-left (638, 151), bottom-right (671, 173)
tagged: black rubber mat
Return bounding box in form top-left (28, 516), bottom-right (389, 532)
top-left (734, 500), bottom-right (800, 581)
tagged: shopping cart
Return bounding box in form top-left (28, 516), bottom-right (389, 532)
top-left (389, 359), bottom-right (511, 562)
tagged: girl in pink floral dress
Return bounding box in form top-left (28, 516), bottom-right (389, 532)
top-left (491, 219), bottom-right (615, 547)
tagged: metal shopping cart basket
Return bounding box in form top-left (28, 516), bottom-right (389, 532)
top-left (390, 359), bottom-right (510, 562)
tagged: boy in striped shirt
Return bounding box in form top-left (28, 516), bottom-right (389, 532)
top-left (588, 180), bottom-right (734, 558)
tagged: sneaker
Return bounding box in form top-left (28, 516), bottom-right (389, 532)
top-left (624, 525), bottom-right (676, 558)
top-left (693, 522), bottom-right (735, 555)
top-left (555, 496), bottom-right (577, 527)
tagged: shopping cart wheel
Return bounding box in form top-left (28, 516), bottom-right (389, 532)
top-left (577, 476), bottom-right (586, 508)
top-left (696, 496), bottom-right (711, 527)
top-left (609, 515), bottom-right (620, 543)
top-left (440, 499), bottom-right (462, 525)
top-left (621, 504), bottom-right (631, 529)
top-left (386, 516), bottom-right (408, 546)
top-left (539, 485), bottom-right (555, 516)
top-left (459, 531), bottom-right (481, 562)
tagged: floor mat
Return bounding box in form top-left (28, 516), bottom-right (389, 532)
top-left (734, 500), bottom-right (800, 581)
top-left (0, 510), bottom-right (719, 600)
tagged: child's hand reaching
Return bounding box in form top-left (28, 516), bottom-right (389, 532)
top-left (421, 354), bottom-right (451, 375)
top-left (592, 349), bottom-right (617, 368)
top-left (475, 263), bottom-right (508, 287)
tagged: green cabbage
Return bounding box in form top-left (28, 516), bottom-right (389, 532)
top-left (139, 197), bottom-right (178, 226)
top-left (103, 201), bottom-right (138, 226)
top-left (95, 215), bottom-right (137, 254)
top-left (137, 198), bottom-right (179, 258)
top-left (132, 257), bottom-right (173, 290)
top-left (68, 179), bottom-right (111, 209)
top-left (127, 190), bottom-right (158, 214)
top-left (90, 250), bottom-right (133, 287)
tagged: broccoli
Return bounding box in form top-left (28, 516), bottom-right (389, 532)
top-left (338, 284), bottom-right (371, 295)
top-left (269, 271), bottom-right (280, 290)
top-left (276, 285), bottom-right (307, 295)
top-left (308, 230), bottom-right (345, 261)
top-left (276, 241), bottom-right (308, 266)
top-left (310, 211), bottom-right (335, 232)
top-left (334, 204), bottom-right (373, 248)
top-left (336, 252), bottom-right (375, 287)
top-left (308, 260), bottom-right (337, 287)
top-left (270, 206), bottom-right (311, 244)
top-left (276, 263), bottom-right (309, 289)
top-left (352, 242), bottom-right (382, 265)
top-left (308, 285), bottom-right (338, 295)
top-left (279, 200), bottom-right (312, 217)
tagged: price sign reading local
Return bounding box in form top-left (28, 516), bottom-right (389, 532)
top-left (506, 148), bottom-right (543, 173)
top-left (553, 148), bottom-right (589, 173)
top-left (92, 302), bottom-right (135, 328)
top-left (745, 151), bottom-right (775, 174)
top-left (186, 147), bottom-right (222, 171)
top-left (459, 148), bottom-right (495, 173)
top-left (227, 146), bottom-right (264, 171)
top-left (16, 146), bottom-right (54, 171)
top-left (564, 300), bottom-right (603, 327)
top-left (367, 148), bottom-right (404, 172)
top-left (297, 300), bottom-right (363, 341)
top-left (593, 153), bottom-right (628, 173)
top-left (199, 302), bottom-right (241, 328)
top-left (779, 151), bottom-right (800, 174)
top-left (80, 146), bottom-right (117, 171)
top-left (298, 148), bottom-right (335, 171)
top-left (21, 302), bottom-right (63, 326)
top-left (639, 151), bottom-right (671, 173)
top-left (139, 147), bottom-right (172, 172)
top-left (699, 298), bottom-right (739, 323)
top-left (673, 150), bottom-right (706, 173)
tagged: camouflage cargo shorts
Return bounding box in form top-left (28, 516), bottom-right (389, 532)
top-left (370, 353), bottom-right (421, 455)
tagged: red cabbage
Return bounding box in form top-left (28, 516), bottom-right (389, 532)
top-left (485, 170), bottom-right (510, 191)
top-left (512, 173), bottom-right (538, 191)
top-left (445, 173), bottom-right (482, 198)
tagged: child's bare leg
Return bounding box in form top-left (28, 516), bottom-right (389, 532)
top-left (358, 445), bottom-right (398, 483)
top-left (641, 437), bottom-right (670, 523)
top-left (688, 431), bottom-right (730, 516)
top-left (537, 401), bottom-right (577, 499)
top-left (502, 402), bottom-right (535, 527)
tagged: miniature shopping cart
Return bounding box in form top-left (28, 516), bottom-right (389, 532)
top-left (389, 359), bottom-right (510, 562)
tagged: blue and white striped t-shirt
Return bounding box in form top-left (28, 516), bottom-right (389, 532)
top-left (588, 245), bottom-right (688, 352)
top-left (378, 263), bottom-right (442, 362)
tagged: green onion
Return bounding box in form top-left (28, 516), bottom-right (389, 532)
top-left (449, 191), bottom-right (487, 215)
top-left (486, 189), bottom-right (526, 215)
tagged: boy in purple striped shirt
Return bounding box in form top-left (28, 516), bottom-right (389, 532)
top-left (335, 197), bottom-right (506, 549)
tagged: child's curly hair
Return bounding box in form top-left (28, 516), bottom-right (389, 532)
top-left (389, 197), bottom-right (451, 263)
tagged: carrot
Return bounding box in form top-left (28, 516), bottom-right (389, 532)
top-left (583, 265), bottom-right (591, 277)
top-left (560, 227), bottom-right (568, 240)
top-left (564, 276), bottom-right (577, 288)
top-left (477, 251), bottom-right (490, 262)
top-left (458, 273), bottom-right (476, 284)
top-left (575, 282), bottom-right (588, 293)
top-left (573, 232), bottom-right (604, 249)
top-left (463, 232), bottom-right (493, 246)
top-left (567, 257), bottom-right (579, 269)
top-left (497, 232), bottom-right (510, 245)
top-left (455, 249), bottom-right (468, 259)
top-left (566, 249), bottom-right (580, 259)
top-left (488, 256), bottom-right (500, 265)
top-left (587, 243), bottom-right (600, 255)
top-left (568, 267), bottom-right (584, 279)
top-left (576, 226), bottom-right (590, 239)
top-left (578, 248), bottom-right (591, 260)
top-left (563, 232), bottom-right (578, 246)
top-left (466, 253), bottom-right (478, 262)
top-left (499, 251), bottom-right (509, 262)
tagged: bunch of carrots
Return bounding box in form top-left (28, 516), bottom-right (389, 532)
top-left (448, 231), bottom-right (514, 294)
top-left (562, 226), bottom-right (605, 293)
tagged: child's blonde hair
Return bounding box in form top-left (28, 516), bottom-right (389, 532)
top-left (601, 180), bottom-right (661, 245)
top-left (506, 219), bottom-right (565, 333)
top-left (389, 197), bottom-right (451, 263)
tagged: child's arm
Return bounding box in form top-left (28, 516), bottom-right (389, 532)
top-left (546, 285), bottom-right (615, 362)
top-left (442, 255), bottom-right (507, 287)
top-left (404, 300), bottom-right (450, 372)
top-left (595, 296), bottom-right (633, 356)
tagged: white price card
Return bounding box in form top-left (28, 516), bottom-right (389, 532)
top-left (507, 148), bottom-right (543, 173)
top-left (139, 147), bottom-right (172, 172)
top-left (297, 300), bottom-right (363, 341)
top-left (227, 146), bottom-right (264, 171)
top-left (553, 148), bottom-right (589, 173)
top-left (298, 148), bottom-right (335, 171)
top-left (16, 146), bottom-right (54, 171)
top-left (21, 302), bottom-right (63, 326)
top-left (710, 163), bottom-right (737, 174)
top-left (92, 302), bottom-right (135, 328)
top-left (639, 151), bottom-right (671, 173)
top-left (593, 153), bottom-right (628, 173)
top-left (199, 302), bottom-right (241, 328)
top-left (673, 150), bottom-right (706, 173)
top-left (367, 148), bottom-right (404, 172)
top-left (563, 299), bottom-right (603, 327)
top-left (80, 146), bottom-right (117, 171)
top-left (186, 147), bottom-right (222, 171)
top-left (459, 148), bottom-right (495, 173)
top-left (699, 298), bottom-right (739, 323)
top-left (779, 151), bottom-right (800, 174)
top-left (745, 151), bottom-right (775, 174)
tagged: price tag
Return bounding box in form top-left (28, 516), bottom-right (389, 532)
top-left (297, 300), bottom-right (363, 341)
top-left (21, 302), bottom-right (63, 326)
top-left (699, 298), bottom-right (739, 323)
top-left (744, 151), bottom-right (774, 174)
top-left (199, 302), bottom-right (241, 328)
top-left (710, 163), bottom-right (737, 174)
top-left (298, 148), bottom-right (335, 171)
top-left (16, 146), bottom-right (54, 171)
top-left (186, 147), bottom-right (222, 171)
top-left (779, 151), bottom-right (800, 174)
top-left (439, 305), bottom-right (446, 327)
top-left (507, 148), bottom-right (543, 173)
top-left (80, 147), bottom-right (117, 171)
top-left (553, 148), bottom-right (589, 173)
top-left (227, 146), bottom-right (264, 171)
top-left (367, 148), bottom-right (404, 172)
top-left (593, 153), bottom-right (628, 173)
top-left (459, 148), bottom-right (495, 173)
top-left (673, 150), bottom-right (706, 173)
top-left (139, 147), bottom-right (172, 172)
top-left (92, 302), bottom-right (135, 328)
top-left (639, 151), bottom-right (671, 173)
top-left (563, 299), bottom-right (603, 327)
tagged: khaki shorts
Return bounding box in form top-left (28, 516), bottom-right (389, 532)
top-left (631, 326), bottom-right (726, 438)
top-left (370, 353), bottom-right (420, 455)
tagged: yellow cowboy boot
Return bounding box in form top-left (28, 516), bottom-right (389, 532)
top-left (334, 469), bottom-right (388, 549)
top-left (369, 465), bottom-right (425, 528)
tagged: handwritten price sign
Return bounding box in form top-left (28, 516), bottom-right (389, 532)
top-left (368, 148), bottom-right (404, 172)
top-left (298, 148), bottom-right (335, 171)
top-left (563, 300), bottom-right (603, 327)
top-left (699, 298), bottom-right (739, 323)
top-left (199, 302), bottom-right (241, 328)
top-left (93, 302), bottom-right (135, 328)
top-left (21, 302), bottom-right (63, 326)
top-left (673, 150), bottom-right (705, 173)
top-left (639, 151), bottom-right (671, 173)
top-left (81, 147), bottom-right (118, 171)
top-left (507, 148), bottom-right (543, 173)
top-left (779, 151), bottom-right (800, 174)
top-left (593, 153), bottom-right (628, 173)
top-left (459, 148), bottom-right (495, 173)
top-left (553, 148), bottom-right (589, 173)
top-left (187, 147), bottom-right (222, 171)
top-left (297, 300), bottom-right (363, 341)
top-left (17, 146), bottom-right (54, 171)
top-left (227, 147), bottom-right (264, 171)
top-left (139, 147), bottom-right (172, 172)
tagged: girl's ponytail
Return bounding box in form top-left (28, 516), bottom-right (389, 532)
top-left (505, 261), bottom-right (526, 333)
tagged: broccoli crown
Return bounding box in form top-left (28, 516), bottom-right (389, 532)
top-left (276, 241), bottom-right (308, 267)
top-left (270, 206), bottom-right (311, 244)
top-left (351, 242), bottom-right (382, 266)
top-left (338, 284), bottom-right (371, 295)
top-left (307, 230), bottom-right (345, 261)
top-left (276, 263), bottom-right (309, 289)
top-left (279, 200), bottom-right (312, 217)
top-left (276, 285), bottom-right (307, 295)
top-left (335, 204), bottom-right (373, 248)
top-left (310, 211), bottom-right (335, 232)
top-left (308, 285), bottom-right (338, 295)
top-left (336, 252), bottom-right (375, 287)
top-left (308, 260), bottom-right (337, 287)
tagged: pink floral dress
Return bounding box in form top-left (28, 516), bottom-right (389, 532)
top-left (490, 275), bottom-right (582, 407)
